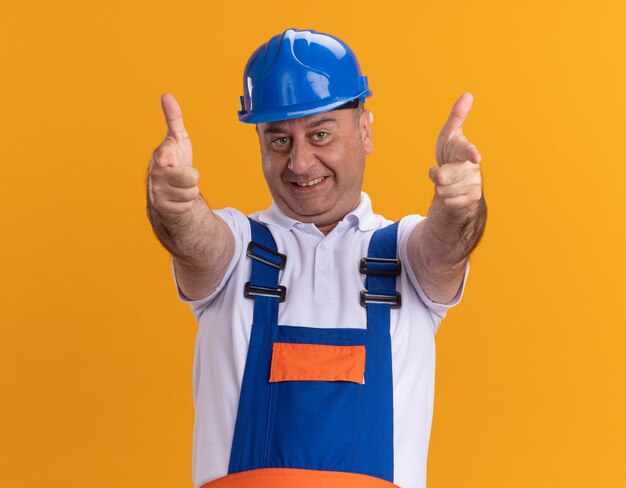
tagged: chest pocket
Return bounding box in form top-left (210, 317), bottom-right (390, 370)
top-left (270, 342), bottom-right (365, 384)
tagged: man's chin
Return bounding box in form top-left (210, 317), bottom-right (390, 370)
top-left (275, 194), bottom-right (360, 228)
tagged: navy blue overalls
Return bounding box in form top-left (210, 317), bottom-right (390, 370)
top-left (205, 219), bottom-right (403, 488)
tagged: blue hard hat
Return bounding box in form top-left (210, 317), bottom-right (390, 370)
top-left (238, 29), bottom-right (372, 124)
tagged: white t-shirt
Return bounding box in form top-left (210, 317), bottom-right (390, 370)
top-left (173, 193), bottom-right (469, 488)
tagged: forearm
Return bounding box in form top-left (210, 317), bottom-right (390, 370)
top-left (408, 194), bottom-right (487, 303)
top-left (147, 188), bottom-right (235, 299)
top-left (148, 191), bottom-right (211, 261)
top-left (421, 193), bottom-right (487, 266)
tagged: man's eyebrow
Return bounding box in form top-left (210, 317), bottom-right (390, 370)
top-left (262, 127), bottom-right (286, 134)
top-left (305, 117), bottom-right (337, 129)
top-left (261, 117), bottom-right (338, 135)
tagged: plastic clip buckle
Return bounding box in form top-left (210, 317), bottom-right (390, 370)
top-left (244, 282), bottom-right (287, 302)
top-left (360, 290), bottom-right (402, 309)
top-left (359, 257), bottom-right (402, 276)
top-left (247, 242), bottom-right (287, 270)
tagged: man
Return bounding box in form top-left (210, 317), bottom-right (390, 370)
top-left (147, 29), bottom-right (486, 488)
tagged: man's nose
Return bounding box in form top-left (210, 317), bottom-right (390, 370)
top-left (288, 139), bottom-right (316, 174)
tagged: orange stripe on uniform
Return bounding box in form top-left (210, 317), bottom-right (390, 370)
top-left (200, 468), bottom-right (399, 488)
top-left (269, 342), bottom-right (366, 384)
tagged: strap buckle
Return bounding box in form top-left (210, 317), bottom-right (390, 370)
top-left (244, 282), bottom-right (287, 302)
top-left (360, 290), bottom-right (402, 309)
top-left (359, 257), bottom-right (402, 276)
top-left (247, 241), bottom-right (287, 270)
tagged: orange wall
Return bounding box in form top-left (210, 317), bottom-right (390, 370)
top-left (1, 1), bottom-right (625, 486)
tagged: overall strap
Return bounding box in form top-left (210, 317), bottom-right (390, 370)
top-left (228, 218), bottom-right (286, 473)
top-left (245, 219), bottom-right (287, 305)
top-left (361, 221), bottom-right (402, 333)
top-left (245, 219), bottom-right (287, 327)
top-left (355, 221), bottom-right (400, 481)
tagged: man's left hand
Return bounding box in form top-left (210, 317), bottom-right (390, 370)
top-left (429, 92), bottom-right (483, 213)
top-left (407, 92), bottom-right (487, 304)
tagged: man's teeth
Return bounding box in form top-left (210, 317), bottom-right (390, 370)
top-left (296, 177), bottom-right (325, 187)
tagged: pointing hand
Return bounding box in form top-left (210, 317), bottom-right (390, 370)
top-left (148, 94), bottom-right (200, 215)
top-left (429, 93), bottom-right (483, 211)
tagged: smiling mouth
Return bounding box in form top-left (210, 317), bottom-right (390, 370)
top-left (294, 176), bottom-right (326, 187)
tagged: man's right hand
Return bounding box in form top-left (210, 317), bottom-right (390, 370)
top-left (148, 93), bottom-right (200, 216)
top-left (146, 93), bottom-right (235, 301)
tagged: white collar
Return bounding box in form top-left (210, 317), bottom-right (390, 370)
top-left (256, 192), bottom-right (378, 233)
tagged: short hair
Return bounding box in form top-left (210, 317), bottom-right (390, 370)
top-left (333, 99), bottom-right (364, 126)
top-left (335, 99), bottom-right (360, 111)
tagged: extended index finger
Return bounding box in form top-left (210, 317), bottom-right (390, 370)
top-left (160, 93), bottom-right (188, 140)
top-left (441, 92), bottom-right (474, 137)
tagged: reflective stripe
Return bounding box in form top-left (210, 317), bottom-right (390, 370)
top-left (269, 343), bottom-right (366, 384)
top-left (202, 468), bottom-right (400, 488)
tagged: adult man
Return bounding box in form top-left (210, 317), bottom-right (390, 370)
top-left (147, 29), bottom-right (486, 488)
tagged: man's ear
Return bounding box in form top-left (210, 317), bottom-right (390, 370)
top-left (360, 109), bottom-right (373, 154)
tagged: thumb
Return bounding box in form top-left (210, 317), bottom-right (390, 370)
top-left (428, 166), bottom-right (439, 183)
top-left (439, 92), bottom-right (474, 140)
top-left (161, 93), bottom-right (189, 141)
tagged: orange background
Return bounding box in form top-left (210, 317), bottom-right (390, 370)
top-left (2, 1), bottom-right (625, 486)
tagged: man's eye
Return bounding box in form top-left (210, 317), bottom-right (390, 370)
top-left (312, 131), bottom-right (328, 140)
top-left (273, 137), bottom-right (290, 145)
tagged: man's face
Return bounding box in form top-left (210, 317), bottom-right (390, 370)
top-left (257, 107), bottom-right (373, 234)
